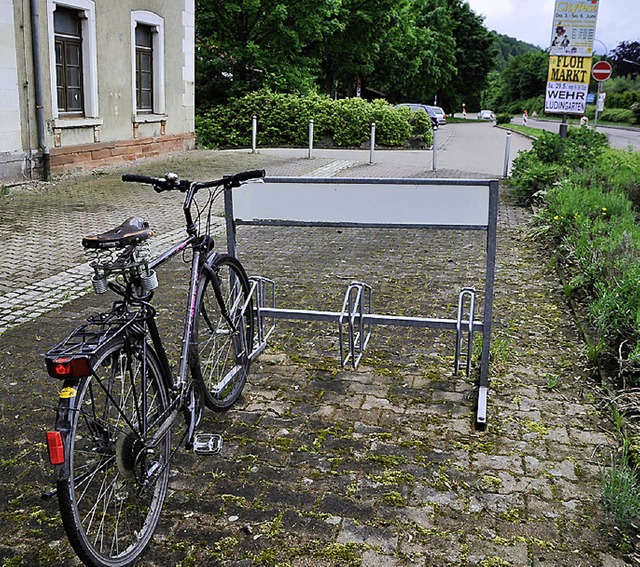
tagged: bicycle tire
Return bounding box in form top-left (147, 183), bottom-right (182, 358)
top-left (56, 337), bottom-right (171, 567)
top-left (191, 253), bottom-right (254, 411)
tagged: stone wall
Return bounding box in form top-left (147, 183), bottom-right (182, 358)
top-left (50, 133), bottom-right (196, 174)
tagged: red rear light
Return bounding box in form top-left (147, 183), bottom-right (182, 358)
top-left (47, 431), bottom-right (65, 465)
top-left (46, 356), bottom-right (92, 379)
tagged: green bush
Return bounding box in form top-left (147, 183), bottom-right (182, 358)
top-left (520, 130), bottom-right (640, 381)
top-left (495, 113), bottom-right (512, 125)
top-left (602, 449), bottom-right (640, 534)
top-left (599, 108), bottom-right (635, 125)
top-left (195, 90), bottom-right (432, 149)
top-left (509, 151), bottom-right (564, 204)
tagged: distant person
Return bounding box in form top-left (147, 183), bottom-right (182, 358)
top-left (580, 115), bottom-right (589, 127)
top-left (522, 110), bottom-right (528, 126)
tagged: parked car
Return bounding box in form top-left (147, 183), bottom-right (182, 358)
top-left (478, 109), bottom-right (495, 121)
top-left (395, 103), bottom-right (439, 130)
top-left (427, 105), bottom-right (447, 125)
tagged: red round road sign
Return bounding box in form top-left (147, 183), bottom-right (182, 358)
top-left (592, 61), bottom-right (613, 81)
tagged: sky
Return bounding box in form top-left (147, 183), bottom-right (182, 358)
top-left (465, 0), bottom-right (638, 55)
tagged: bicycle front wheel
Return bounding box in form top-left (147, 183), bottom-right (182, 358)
top-left (56, 337), bottom-right (171, 567)
top-left (191, 254), bottom-right (253, 411)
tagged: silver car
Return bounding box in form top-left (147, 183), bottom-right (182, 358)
top-left (428, 106), bottom-right (447, 125)
top-left (478, 110), bottom-right (495, 121)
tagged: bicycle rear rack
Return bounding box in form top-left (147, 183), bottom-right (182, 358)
top-left (248, 276), bottom-right (479, 377)
top-left (46, 308), bottom-right (143, 360)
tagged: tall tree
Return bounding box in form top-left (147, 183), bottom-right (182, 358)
top-left (482, 50), bottom-right (547, 112)
top-left (195, 0), bottom-right (341, 106)
top-left (610, 41), bottom-right (640, 79)
top-left (315, 0), bottom-right (403, 97)
top-left (366, 0), bottom-right (456, 103)
top-left (440, 0), bottom-right (497, 112)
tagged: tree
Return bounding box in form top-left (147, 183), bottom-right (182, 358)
top-left (610, 41), bottom-right (640, 79)
top-left (367, 0), bottom-right (457, 104)
top-left (315, 0), bottom-right (404, 97)
top-left (440, 0), bottom-right (497, 112)
top-left (195, 0), bottom-right (341, 106)
top-left (482, 50), bottom-right (547, 112)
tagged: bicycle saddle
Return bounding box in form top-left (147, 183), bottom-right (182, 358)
top-left (82, 216), bottom-right (156, 249)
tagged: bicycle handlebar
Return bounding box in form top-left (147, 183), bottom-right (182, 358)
top-left (121, 169), bottom-right (266, 192)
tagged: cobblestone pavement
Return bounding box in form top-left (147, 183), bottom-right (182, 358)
top-left (0, 128), bottom-right (632, 566)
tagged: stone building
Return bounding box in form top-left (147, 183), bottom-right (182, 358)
top-left (0, 0), bottom-right (195, 182)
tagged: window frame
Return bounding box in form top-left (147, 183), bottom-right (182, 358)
top-left (48, 0), bottom-right (99, 120)
top-left (131, 11), bottom-right (165, 117)
top-left (54, 8), bottom-right (84, 114)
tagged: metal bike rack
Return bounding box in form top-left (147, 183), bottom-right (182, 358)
top-left (224, 177), bottom-right (498, 429)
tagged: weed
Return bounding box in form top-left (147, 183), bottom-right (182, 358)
top-left (543, 373), bottom-right (560, 390)
top-left (381, 491), bottom-right (404, 506)
top-left (319, 542), bottom-right (364, 565)
top-left (261, 512), bottom-right (284, 538)
top-left (610, 405), bottom-right (626, 434)
top-left (368, 470), bottom-right (415, 485)
top-left (480, 474), bottom-right (503, 490)
top-left (601, 449), bottom-right (640, 533)
top-left (366, 454), bottom-right (408, 468)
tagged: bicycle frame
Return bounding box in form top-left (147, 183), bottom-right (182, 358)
top-left (46, 180), bottom-right (229, 479)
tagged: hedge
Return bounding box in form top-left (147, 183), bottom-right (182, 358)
top-left (195, 91), bottom-right (433, 150)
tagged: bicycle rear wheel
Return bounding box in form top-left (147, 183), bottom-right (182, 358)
top-left (191, 253), bottom-right (253, 411)
top-left (56, 337), bottom-right (171, 567)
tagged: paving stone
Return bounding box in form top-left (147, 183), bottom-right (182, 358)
top-left (0, 147), bottom-right (634, 566)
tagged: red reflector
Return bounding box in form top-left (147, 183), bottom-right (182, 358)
top-left (47, 431), bottom-right (65, 465)
top-left (46, 356), bottom-right (91, 379)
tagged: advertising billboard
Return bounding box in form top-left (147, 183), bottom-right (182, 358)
top-left (550, 0), bottom-right (600, 56)
top-left (545, 56), bottom-right (592, 114)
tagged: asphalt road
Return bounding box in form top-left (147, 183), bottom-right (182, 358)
top-left (514, 116), bottom-right (640, 151)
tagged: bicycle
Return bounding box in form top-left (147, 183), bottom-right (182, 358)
top-left (43, 168), bottom-right (265, 567)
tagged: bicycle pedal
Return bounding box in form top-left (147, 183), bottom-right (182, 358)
top-left (193, 433), bottom-right (223, 456)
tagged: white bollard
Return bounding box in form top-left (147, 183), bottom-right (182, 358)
top-left (308, 119), bottom-right (314, 159)
top-left (252, 115), bottom-right (257, 153)
top-left (503, 131), bottom-right (512, 178)
top-left (432, 127), bottom-right (438, 171)
top-left (369, 122), bottom-right (376, 164)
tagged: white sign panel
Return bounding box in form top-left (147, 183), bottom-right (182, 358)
top-left (234, 182), bottom-right (491, 227)
top-left (545, 82), bottom-right (589, 114)
top-left (550, 0), bottom-right (600, 56)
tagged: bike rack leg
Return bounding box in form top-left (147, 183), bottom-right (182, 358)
top-left (339, 281), bottom-right (372, 368)
top-left (454, 287), bottom-right (476, 377)
top-left (248, 276), bottom-right (276, 361)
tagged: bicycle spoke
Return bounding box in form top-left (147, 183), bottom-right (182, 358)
top-left (57, 338), bottom-right (170, 565)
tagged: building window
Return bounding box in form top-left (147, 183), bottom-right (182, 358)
top-left (135, 25), bottom-right (154, 112)
top-left (131, 11), bottom-right (165, 116)
top-left (54, 8), bottom-right (83, 114)
top-left (48, 0), bottom-right (99, 120)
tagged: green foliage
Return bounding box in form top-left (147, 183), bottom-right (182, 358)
top-left (602, 449), bottom-right (640, 534)
top-left (196, 91), bottom-right (431, 149)
top-left (598, 108), bottom-right (635, 125)
top-left (517, 129), bottom-right (640, 381)
top-left (508, 128), bottom-right (608, 204)
top-left (495, 113), bottom-right (512, 125)
top-left (482, 50), bottom-right (548, 114)
top-left (509, 151), bottom-right (564, 204)
top-left (195, 0), bottom-right (498, 112)
top-left (490, 32), bottom-right (541, 73)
